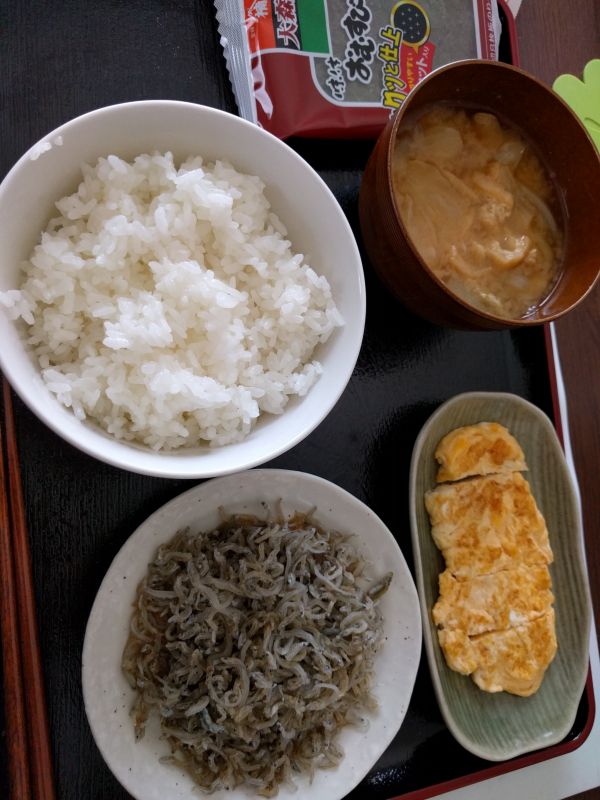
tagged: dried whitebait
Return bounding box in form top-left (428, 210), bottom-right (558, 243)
top-left (122, 513), bottom-right (391, 796)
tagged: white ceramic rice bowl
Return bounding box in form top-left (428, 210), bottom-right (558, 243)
top-left (0, 101), bottom-right (365, 477)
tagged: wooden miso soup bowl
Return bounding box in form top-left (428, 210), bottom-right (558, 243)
top-left (359, 60), bottom-right (600, 330)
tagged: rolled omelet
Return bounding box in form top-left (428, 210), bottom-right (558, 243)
top-left (438, 610), bottom-right (557, 697)
top-left (426, 423), bottom-right (557, 696)
top-left (433, 564), bottom-right (554, 637)
top-left (435, 421), bottom-right (527, 482)
top-left (425, 472), bottom-right (553, 577)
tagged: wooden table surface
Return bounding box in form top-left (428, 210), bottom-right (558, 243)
top-left (0, 1), bottom-right (599, 799)
top-left (518, 0), bottom-right (600, 631)
top-left (516, 2), bottom-right (600, 799)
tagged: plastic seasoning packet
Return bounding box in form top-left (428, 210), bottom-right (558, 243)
top-left (215, 0), bottom-right (503, 140)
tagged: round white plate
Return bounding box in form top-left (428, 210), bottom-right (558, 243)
top-left (82, 469), bottom-right (422, 800)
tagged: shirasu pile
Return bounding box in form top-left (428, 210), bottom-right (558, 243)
top-left (122, 513), bottom-right (392, 796)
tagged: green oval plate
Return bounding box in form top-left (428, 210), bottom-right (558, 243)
top-left (409, 391), bottom-right (592, 761)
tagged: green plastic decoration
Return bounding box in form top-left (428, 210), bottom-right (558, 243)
top-left (553, 59), bottom-right (600, 151)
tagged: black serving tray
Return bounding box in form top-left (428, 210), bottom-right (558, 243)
top-left (0, 1), bottom-right (593, 798)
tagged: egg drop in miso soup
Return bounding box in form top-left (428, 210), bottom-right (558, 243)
top-left (392, 106), bottom-right (563, 319)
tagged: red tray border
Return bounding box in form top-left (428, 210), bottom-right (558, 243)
top-left (387, 7), bottom-right (597, 797)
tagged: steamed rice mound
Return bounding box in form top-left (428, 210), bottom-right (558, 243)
top-left (1, 153), bottom-right (343, 449)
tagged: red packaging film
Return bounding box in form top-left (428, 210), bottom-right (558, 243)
top-left (215, 0), bottom-right (502, 139)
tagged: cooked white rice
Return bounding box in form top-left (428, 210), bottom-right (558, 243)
top-left (0, 152), bottom-right (343, 449)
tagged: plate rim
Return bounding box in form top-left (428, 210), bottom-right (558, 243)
top-left (408, 390), bottom-right (592, 761)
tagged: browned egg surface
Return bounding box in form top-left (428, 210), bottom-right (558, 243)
top-left (392, 107), bottom-right (563, 319)
top-left (425, 423), bottom-right (557, 696)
